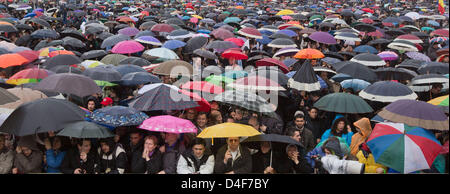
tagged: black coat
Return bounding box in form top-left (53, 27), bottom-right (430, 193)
top-left (60, 148), bottom-right (99, 174)
top-left (161, 142), bottom-right (185, 174)
top-left (127, 140), bottom-right (144, 173)
top-left (306, 115), bottom-right (327, 141)
top-left (214, 145), bottom-right (252, 174)
top-left (130, 149), bottom-right (163, 174)
top-left (97, 145), bottom-right (128, 174)
top-left (251, 150), bottom-right (282, 174)
top-left (277, 155), bottom-right (313, 174)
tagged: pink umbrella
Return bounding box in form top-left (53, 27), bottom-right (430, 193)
top-left (282, 15), bottom-right (293, 20)
top-left (224, 37), bottom-right (245, 47)
top-left (138, 115), bottom-right (197, 134)
top-left (111, 40), bottom-right (145, 54)
top-left (190, 17), bottom-right (199, 24)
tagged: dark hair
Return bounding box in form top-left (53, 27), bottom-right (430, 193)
top-left (309, 107), bottom-right (319, 112)
top-left (285, 128), bottom-right (299, 137)
top-left (294, 114), bottom-right (305, 120)
top-left (331, 117), bottom-right (349, 136)
top-left (191, 138), bottom-right (206, 147)
top-left (76, 139), bottom-right (91, 146)
top-left (197, 111), bottom-right (208, 118)
top-left (144, 135), bottom-right (159, 145)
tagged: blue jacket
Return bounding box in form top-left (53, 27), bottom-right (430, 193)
top-left (46, 149), bottom-right (66, 173)
top-left (320, 129), bottom-right (353, 147)
top-left (305, 147), bottom-right (326, 168)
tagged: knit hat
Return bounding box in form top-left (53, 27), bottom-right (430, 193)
top-left (294, 110), bottom-right (304, 117)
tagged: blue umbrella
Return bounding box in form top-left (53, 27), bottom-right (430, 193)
top-left (256, 35), bottom-right (272, 45)
top-left (283, 58), bottom-right (298, 67)
top-left (122, 7), bottom-right (130, 11)
top-left (331, 73), bottom-right (353, 82)
top-left (90, 106), bottom-right (149, 128)
top-left (224, 17), bottom-right (242, 24)
top-left (340, 79), bottom-right (371, 91)
top-left (316, 75), bottom-right (328, 89)
top-left (321, 57), bottom-right (342, 65)
top-left (113, 64), bottom-right (147, 76)
top-left (182, 16), bottom-right (191, 20)
top-left (162, 40), bottom-right (186, 50)
top-left (259, 30), bottom-right (274, 36)
top-left (115, 72), bottom-right (161, 86)
top-left (197, 29), bottom-right (211, 34)
top-left (427, 20), bottom-right (440, 27)
top-left (24, 13), bottom-right (36, 18)
top-left (222, 70), bottom-right (248, 79)
top-left (0, 5), bottom-right (6, 9)
top-left (354, 45), bottom-right (378, 54)
top-left (277, 29), bottom-right (297, 37)
top-left (286, 71), bottom-right (296, 78)
top-left (371, 114), bottom-right (386, 123)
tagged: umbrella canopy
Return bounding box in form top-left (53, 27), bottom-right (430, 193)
top-left (395, 34), bottom-right (423, 44)
top-left (405, 51), bottom-right (431, 62)
top-left (354, 45), bottom-right (378, 54)
top-left (309, 31), bottom-right (337, 45)
top-left (334, 32), bottom-right (361, 42)
top-left (180, 81), bottom-right (224, 94)
top-left (0, 53), bottom-right (30, 68)
top-left (111, 40), bottom-right (145, 54)
top-left (82, 66), bottom-right (122, 82)
top-left (268, 38), bottom-right (297, 48)
top-left (293, 48), bottom-right (324, 59)
top-left (374, 67), bottom-right (417, 81)
top-left (61, 36), bottom-right (86, 48)
top-left (139, 115), bottom-right (197, 134)
top-left (0, 87), bottom-right (47, 109)
top-left (101, 54), bottom-right (128, 66)
top-left (6, 68), bottom-right (53, 85)
top-left (118, 27), bottom-right (140, 36)
top-left (197, 123), bottom-right (261, 138)
top-left (0, 87), bottom-right (19, 105)
top-left (117, 72), bottom-right (161, 86)
top-left (211, 28), bottom-right (235, 40)
top-left (162, 40), bottom-right (186, 50)
top-left (377, 51), bottom-right (399, 61)
top-left (34, 73), bottom-right (102, 97)
top-left (228, 75), bottom-right (286, 91)
top-left (409, 74), bottom-right (449, 92)
top-left (428, 95), bottom-right (449, 114)
top-left (205, 75), bottom-right (235, 87)
top-left (206, 40), bottom-right (239, 52)
top-left (288, 63), bottom-right (321, 92)
top-left (378, 99), bottom-right (448, 131)
top-left (184, 36), bottom-right (209, 53)
top-left (255, 58), bottom-right (289, 73)
top-left (340, 79), bottom-right (371, 92)
top-left (388, 40), bottom-right (418, 52)
top-left (350, 53), bottom-right (386, 67)
top-left (241, 133), bottom-right (304, 149)
top-left (237, 27), bottom-right (263, 39)
top-left (273, 47), bottom-right (300, 57)
top-left (335, 61), bottom-right (378, 82)
top-left (417, 62), bottom-right (449, 75)
top-left (193, 49), bottom-right (217, 60)
top-left (214, 90), bottom-right (277, 118)
top-left (43, 54), bottom-right (82, 70)
top-left (80, 50), bottom-right (108, 60)
top-left (144, 48), bottom-right (179, 60)
top-left (314, 92), bottom-right (374, 114)
top-left (221, 49), bottom-right (248, 60)
top-left (101, 34), bottom-right (131, 49)
top-left (135, 36), bottom-right (162, 46)
top-left (0, 98), bottom-right (85, 136)
top-left (57, 121), bottom-right (115, 138)
top-left (151, 59), bottom-right (193, 77)
top-left (129, 83), bottom-right (199, 111)
top-left (367, 122), bottom-right (443, 173)
top-left (90, 106), bottom-right (149, 128)
top-left (151, 23), bottom-right (175, 33)
top-left (359, 81), bottom-right (417, 103)
top-left (31, 29), bottom-right (59, 39)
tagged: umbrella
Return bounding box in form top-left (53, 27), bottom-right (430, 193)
top-left (405, 51), bottom-right (431, 62)
top-left (396, 59), bottom-right (424, 70)
top-left (409, 74), bottom-right (449, 92)
top-left (395, 34), bottom-right (423, 44)
top-left (34, 73), bottom-right (102, 97)
top-left (268, 38), bottom-right (297, 48)
top-left (139, 115), bottom-right (197, 134)
top-left (180, 81), bottom-right (224, 95)
top-left (82, 67), bottom-right (122, 82)
top-left (288, 63), bottom-right (321, 92)
top-left (101, 34), bottom-right (131, 49)
top-left (255, 58), bottom-right (289, 73)
top-left (151, 23), bottom-right (175, 33)
top-left (377, 51), bottom-right (399, 61)
top-left (313, 66), bottom-right (337, 76)
top-left (135, 30), bottom-right (156, 38)
top-left (222, 70), bottom-right (248, 79)
top-left (225, 38), bottom-right (245, 47)
top-left (340, 79), bottom-right (371, 92)
top-left (162, 40), bottom-right (186, 50)
top-left (57, 121), bottom-right (115, 138)
top-left (206, 41), bottom-right (239, 51)
top-left (197, 123), bottom-right (261, 138)
top-left (0, 98), bottom-right (85, 136)
top-left (31, 29), bottom-right (59, 39)
top-left (211, 28), bottom-right (235, 40)
top-left (167, 29), bottom-right (192, 40)
top-left (60, 29), bottom-right (86, 41)
top-left (184, 36), bottom-right (208, 53)
top-left (113, 64), bottom-right (146, 76)
top-left (314, 92), bottom-right (374, 113)
top-left (354, 45), bottom-right (378, 54)
top-left (0, 24), bottom-right (17, 33)
top-left (237, 27), bottom-right (263, 39)
top-left (293, 48), bottom-right (324, 59)
top-left (48, 50), bottom-right (75, 58)
top-left (5, 68), bottom-right (53, 85)
top-left (50, 66), bottom-right (82, 74)
top-left (374, 67), bottom-right (417, 81)
top-left (359, 81), bottom-right (418, 103)
top-left (330, 73), bottom-right (353, 83)
top-left (135, 35), bottom-right (163, 46)
top-left (273, 47), bottom-right (300, 57)
top-left (144, 48), bottom-right (179, 60)
top-left (205, 75), bottom-right (235, 86)
top-left (61, 36), bottom-right (86, 48)
top-left (221, 49), bottom-right (248, 60)
top-left (353, 23), bottom-right (376, 32)
top-left (111, 40), bottom-right (145, 55)
top-left (388, 40), bottom-right (418, 52)
top-left (367, 122), bottom-right (443, 173)
top-left (368, 38), bottom-right (392, 46)
top-left (428, 95), bottom-right (449, 114)
top-left (418, 62), bottom-right (449, 75)
top-left (309, 31), bottom-right (336, 45)
top-left (335, 61), bottom-right (378, 82)
top-left (101, 54), bottom-right (128, 66)
top-left (350, 53), bottom-right (386, 67)
top-left (228, 75), bottom-right (286, 91)
top-left (81, 50), bottom-right (107, 60)
top-left (90, 106), bottom-right (149, 128)
top-left (378, 99), bottom-right (448, 131)
top-left (129, 83), bottom-right (199, 111)
top-left (0, 53), bottom-right (29, 68)
top-left (214, 90), bottom-right (277, 117)
top-left (429, 37), bottom-right (448, 45)
top-left (118, 27), bottom-right (140, 37)
top-left (43, 54), bottom-right (82, 70)
top-left (151, 59), bottom-right (193, 77)
top-left (117, 72), bottom-right (161, 86)
top-left (193, 49), bottom-right (217, 60)
top-left (0, 87), bottom-right (19, 105)
top-left (29, 18), bottom-right (50, 28)
top-left (334, 32), bottom-right (361, 42)
top-left (431, 29), bottom-right (449, 37)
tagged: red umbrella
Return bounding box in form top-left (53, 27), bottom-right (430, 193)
top-left (237, 27), bottom-right (263, 39)
top-left (16, 50), bottom-right (40, 62)
top-left (179, 89), bottom-right (211, 112)
top-left (221, 49), bottom-right (248, 60)
top-left (116, 16), bottom-right (135, 23)
top-left (362, 8), bottom-right (374, 14)
top-left (431, 29), bottom-right (449, 37)
top-left (224, 38), bottom-right (245, 47)
top-left (211, 28), bottom-right (235, 40)
top-left (180, 81), bottom-right (224, 94)
top-left (382, 22), bottom-right (394, 27)
top-left (367, 30), bottom-right (385, 37)
top-left (255, 58), bottom-right (289, 73)
top-left (361, 18), bottom-right (374, 24)
top-left (396, 34), bottom-right (423, 43)
top-left (151, 24), bottom-right (175, 33)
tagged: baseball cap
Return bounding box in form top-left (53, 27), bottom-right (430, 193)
top-left (101, 97), bottom-right (113, 106)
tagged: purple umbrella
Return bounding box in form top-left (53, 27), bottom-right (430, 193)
top-left (378, 99), bottom-right (448, 131)
top-left (309, 31), bottom-right (337, 45)
top-left (118, 27), bottom-right (140, 37)
top-left (276, 29), bottom-right (297, 37)
top-left (405, 51), bottom-right (431, 62)
top-left (377, 51), bottom-right (398, 61)
top-left (134, 36), bottom-right (162, 46)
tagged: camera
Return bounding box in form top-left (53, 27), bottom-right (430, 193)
top-left (320, 155), bottom-right (365, 174)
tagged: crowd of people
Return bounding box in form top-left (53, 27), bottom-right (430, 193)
top-left (0, 0), bottom-right (448, 174)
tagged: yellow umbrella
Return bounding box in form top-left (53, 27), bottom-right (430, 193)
top-left (191, 15), bottom-right (203, 19)
top-left (197, 123), bottom-right (261, 138)
top-left (276, 9), bottom-right (295, 16)
top-left (428, 95), bottom-right (449, 106)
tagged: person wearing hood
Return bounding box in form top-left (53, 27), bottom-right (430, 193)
top-left (0, 135), bottom-right (14, 174)
top-left (97, 138), bottom-right (128, 174)
top-left (320, 137), bottom-right (365, 174)
top-left (320, 116), bottom-right (354, 146)
top-left (12, 136), bottom-right (43, 174)
top-left (177, 138), bottom-right (215, 174)
top-left (356, 143), bottom-right (387, 174)
top-left (349, 118), bottom-right (372, 156)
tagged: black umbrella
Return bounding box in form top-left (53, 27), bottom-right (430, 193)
top-left (61, 36), bottom-right (86, 48)
top-left (101, 34), bottom-right (130, 48)
top-left (0, 87), bottom-right (19, 105)
top-left (395, 59), bottom-right (424, 70)
top-left (324, 51), bottom-right (345, 61)
top-left (374, 67), bottom-right (417, 81)
top-left (205, 40), bottom-right (238, 50)
top-left (34, 73), bottom-right (102, 97)
top-left (50, 66), bottom-right (83, 74)
top-left (184, 36), bottom-right (208, 53)
top-left (411, 31), bottom-right (429, 39)
top-left (193, 49), bottom-right (218, 60)
top-left (249, 67), bottom-right (289, 87)
top-left (241, 134), bottom-right (304, 150)
top-left (165, 17), bottom-right (186, 27)
top-left (31, 29), bottom-right (59, 39)
top-left (268, 38), bottom-right (297, 48)
top-left (0, 98), bottom-right (86, 136)
top-left (359, 81), bottom-right (417, 103)
top-left (82, 66), bottom-right (122, 82)
top-left (270, 33), bottom-right (292, 39)
top-left (0, 24), bottom-right (18, 33)
top-left (112, 64), bottom-right (147, 76)
top-left (119, 57), bottom-right (151, 67)
top-left (350, 53), bottom-right (386, 67)
top-left (43, 54), bottom-right (82, 70)
top-left (14, 23), bottom-right (33, 31)
top-left (135, 30), bottom-right (156, 38)
top-left (384, 29), bottom-right (406, 37)
top-left (57, 121), bottom-right (115, 138)
top-left (335, 61), bottom-right (378, 82)
top-left (97, 31), bottom-right (114, 40)
top-left (80, 50), bottom-right (108, 60)
top-left (29, 18), bottom-right (51, 28)
top-left (139, 21), bottom-right (157, 30)
top-left (46, 40), bottom-right (63, 47)
top-left (288, 63), bottom-right (321, 91)
top-left (367, 38), bottom-right (392, 46)
top-left (60, 28), bottom-right (86, 41)
top-left (417, 62), bottom-right (449, 75)
top-left (116, 72), bottom-right (161, 86)
top-left (354, 23), bottom-right (376, 32)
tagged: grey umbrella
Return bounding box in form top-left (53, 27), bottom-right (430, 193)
top-left (101, 34), bottom-right (130, 48)
top-left (166, 17), bottom-right (186, 27)
top-left (82, 66), bottom-right (122, 82)
top-left (29, 18), bottom-right (51, 28)
top-left (81, 50), bottom-right (108, 60)
top-left (31, 29), bottom-right (59, 39)
top-left (116, 72), bottom-right (161, 86)
top-left (268, 38), bottom-right (297, 48)
top-left (139, 21), bottom-right (157, 30)
top-left (34, 73), bottom-right (102, 97)
top-left (62, 36), bottom-right (86, 48)
top-left (135, 30), bottom-right (156, 38)
top-left (50, 66), bottom-right (83, 74)
top-left (85, 26), bottom-right (105, 35)
top-left (119, 57), bottom-right (151, 67)
top-left (0, 98), bottom-right (86, 136)
top-left (0, 25), bottom-right (18, 33)
top-left (98, 31), bottom-right (114, 40)
top-left (57, 121), bottom-right (115, 138)
top-left (14, 23), bottom-right (33, 31)
top-left (0, 87), bottom-right (19, 105)
top-left (205, 40), bottom-right (238, 50)
top-left (43, 54), bottom-right (82, 70)
top-left (184, 36), bottom-right (209, 53)
top-left (193, 49), bottom-right (218, 60)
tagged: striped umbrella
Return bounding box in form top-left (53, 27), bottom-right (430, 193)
top-left (227, 75), bottom-right (286, 91)
top-left (80, 60), bottom-right (105, 69)
top-left (429, 37), bottom-right (448, 44)
top-left (367, 122), bottom-right (443, 174)
top-left (395, 34), bottom-right (423, 44)
top-left (428, 95), bottom-right (449, 113)
top-left (359, 81), bottom-right (417, 103)
top-left (350, 53), bottom-right (386, 67)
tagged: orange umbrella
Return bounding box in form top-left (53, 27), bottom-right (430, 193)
top-left (286, 21), bottom-right (300, 25)
top-left (0, 21), bottom-right (13, 26)
top-left (117, 16), bottom-right (135, 23)
top-left (293, 48), bottom-right (325, 59)
top-left (235, 6), bottom-right (245, 9)
top-left (49, 50), bottom-right (75, 58)
top-left (0, 54), bottom-right (30, 68)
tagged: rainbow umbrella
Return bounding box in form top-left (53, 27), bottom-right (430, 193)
top-left (39, 47), bottom-right (63, 57)
top-left (6, 68), bottom-right (54, 85)
top-left (428, 95), bottom-right (449, 113)
top-left (367, 122), bottom-right (443, 174)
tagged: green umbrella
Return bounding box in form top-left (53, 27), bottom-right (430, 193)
top-left (309, 15), bottom-right (323, 21)
top-left (421, 27), bottom-right (435, 32)
top-left (314, 92), bottom-right (374, 114)
top-left (57, 121), bottom-right (115, 138)
top-left (205, 75), bottom-right (234, 87)
top-left (224, 17), bottom-right (242, 24)
top-left (101, 54), bottom-right (128, 66)
top-left (95, 80), bottom-right (118, 87)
